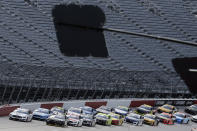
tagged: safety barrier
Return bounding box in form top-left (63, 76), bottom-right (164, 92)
top-left (0, 99), bottom-right (196, 116)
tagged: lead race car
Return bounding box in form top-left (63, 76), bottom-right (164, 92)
top-left (32, 108), bottom-right (50, 120)
top-left (96, 106), bottom-right (112, 114)
top-left (157, 104), bottom-right (177, 114)
top-left (9, 108), bottom-right (33, 122)
top-left (80, 106), bottom-right (97, 116)
top-left (67, 107), bottom-right (83, 116)
top-left (173, 112), bottom-right (190, 124)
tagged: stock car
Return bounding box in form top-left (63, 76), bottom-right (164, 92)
top-left (51, 106), bottom-right (66, 115)
top-left (67, 107), bottom-right (83, 116)
top-left (32, 108), bottom-right (50, 120)
top-left (82, 114), bottom-right (96, 127)
top-left (191, 115), bottom-right (197, 123)
top-left (135, 104), bottom-right (155, 116)
top-left (173, 112), bottom-right (190, 124)
top-left (143, 114), bottom-right (159, 126)
top-left (125, 113), bottom-right (143, 126)
top-left (95, 113), bottom-right (112, 126)
top-left (46, 114), bottom-right (67, 127)
top-left (96, 106), bottom-right (112, 114)
top-left (9, 108), bottom-right (33, 122)
top-left (80, 106), bottom-right (97, 116)
top-left (185, 104), bottom-right (197, 115)
top-left (67, 114), bottom-right (83, 127)
top-left (109, 112), bottom-right (124, 125)
top-left (157, 104), bottom-right (177, 114)
top-left (113, 106), bottom-right (130, 116)
top-left (156, 113), bottom-right (174, 125)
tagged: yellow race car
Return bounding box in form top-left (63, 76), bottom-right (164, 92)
top-left (157, 104), bottom-right (177, 114)
top-left (95, 113), bottom-right (112, 126)
top-left (143, 114), bottom-right (159, 126)
top-left (135, 104), bottom-right (155, 115)
top-left (109, 113), bottom-right (124, 126)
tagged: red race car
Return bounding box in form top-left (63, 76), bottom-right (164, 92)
top-left (156, 113), bottom-right (174, 125)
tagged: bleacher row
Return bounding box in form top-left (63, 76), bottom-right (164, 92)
top-left (0, 0), bottom-right (197, 103)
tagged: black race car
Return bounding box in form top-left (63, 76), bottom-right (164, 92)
top-left (185, 104), bottom-right (197, 115)
top-left (46, 114), bottom-right (67, 127)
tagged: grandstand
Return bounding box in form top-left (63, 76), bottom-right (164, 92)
top-left (0, 0), bottom-right (197, 105)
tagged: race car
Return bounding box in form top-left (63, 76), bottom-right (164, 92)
top-left (50, 106), bottom-right (65, 115)
top-left (9, 108), bottom-right (33, 122)
top-left (80, 106), bottom-right (97, 116)
top-left (95, 113), bottom-right (112, 126)
top-left (157, 104), bottom-right (177, 114)
top-left (96, 106), bottom-right (112, 114)
top-left (135, 104), bottom-right (155, 116)
top-left (125, 113), bottom-right (143, 126)
top-left (67, 107), bottom-right (83, 116)
top-left (113, 106), bottom-right (130, 116)
top-left (82, 114), bottom-right (96, 127)
top-left (32, 108), bottom-right (50, 120)
top-left (185, 104), bottom-right (197, 115)
top-left (109, 112), bottom-right (124, 125)
top-left (143, 114), bottom-right (159, 126)
top-left (46, 114), bottom-right (67, 127)
top-left (156, 113), bottom-right (174, 125)
top-left (67, 114), bottom-right (83, 127)
top-left (191, 115), bottom-right (197, 122)
top-left (173, 112), bottom-right (190, 124)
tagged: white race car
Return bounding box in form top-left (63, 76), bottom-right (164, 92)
top-left (67, 114), bottom-right (83, 127)
top-left (9, 108), bottom-right (33, 122)
top-left (67, 107), bottom-right (83, 116)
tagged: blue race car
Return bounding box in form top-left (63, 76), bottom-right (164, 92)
top-left (173, 112), bottom-right (190, 124)
top-left (33, 108), bottom-right (50, 120)
top-left (80, 106), bottom-right (97, 116)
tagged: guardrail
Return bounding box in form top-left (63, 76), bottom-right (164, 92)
top-left (0, 99), bottom-right (196, 116)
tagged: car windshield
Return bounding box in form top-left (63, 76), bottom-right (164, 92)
top-left (37, 108), bottom-right (49, 114)
top-left (191, 105), bottom-right (197, 109)
top-left (116, 106), bottom-right (128, 112)
top-left (145, 115), bottom-right (155, 120)
top-left (82, 107), bottom-right (92, 112)
top-left (163, 105), bottom-right (173, 110)
top-left (83, 116), bottom-right (92, 119)
top-left (111, 114), bottom-right (119, 119)
top-left (160, 114), bottom-right (170, 118)
top-left (17, 109), bottom-right (28, 114)
top-left (140, 105), bottom-right (152, 111)
top-left (128, 114), bottom-right (140, 119)
top-left (55, 115), bottom-right (64, 120)
top-left (100, 107), bottom-right (111, 111)
top-left (52, 108), bottom-right (64, 113)
top-left (70, 109), bottom-right (81, 114)
top-left (69, 115), bottom-right (79, 119)
top-left (96, 114), bottom-right (108, 119)
top-left (175, 113), bottom-right (185, 118)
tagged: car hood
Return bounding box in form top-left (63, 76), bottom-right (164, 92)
top-left (158, 115), bottom-right (170, 120)
top-left (10, 112), bottom-right (28, 117)
top-left (96, 109), bottom-right (110, 114)
top-left (137, 107), bottom-right (150, 113)
top-left (126, 116), bottom-right (139, 121)
top-left (96, 117), bottom-right (107, 121)
top-left (68, 118), bottom-right (79, 122)
top-left (48, 117), bottom-right (64, 122)
top-left (114, 109), bottom-right (127, 115)
top-left (192, 115), bottom-right (197, 119)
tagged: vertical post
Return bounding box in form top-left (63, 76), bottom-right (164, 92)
top-left (16, 87), bottom-right (23, 103)
top-left (8, 87), bottom-right (16, 104)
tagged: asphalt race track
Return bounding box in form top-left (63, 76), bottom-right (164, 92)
top-left (0, 116), bottom-right (196, 131)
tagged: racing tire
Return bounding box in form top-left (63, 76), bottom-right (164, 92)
top-left (9, 117), bottom-right (12, 120)
top-left (92, 121), bottom-right (96, 127)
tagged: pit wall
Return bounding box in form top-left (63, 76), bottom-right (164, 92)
top-left (0, 99), bottom-right (196, 116)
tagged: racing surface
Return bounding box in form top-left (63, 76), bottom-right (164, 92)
top-left (0, 116), bottom-right (196, 131)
